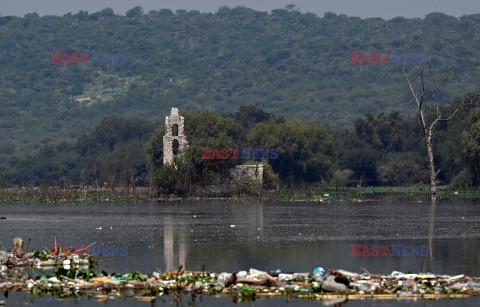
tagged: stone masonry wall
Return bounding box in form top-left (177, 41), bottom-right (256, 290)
top-left (163, 107), bottom-right (188, 165)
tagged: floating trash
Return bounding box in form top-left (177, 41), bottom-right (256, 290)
top-left (1, 239), bottom-right (480, 302)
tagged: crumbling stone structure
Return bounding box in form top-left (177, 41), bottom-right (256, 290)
top-left (230, 164), bottom-right (264, 194)
top-left (230, 165), bottom-right (263, 184)
top-left (163, 107), bottom-right (188, 165)
top-left (162, 107), bottom-right (264, 192)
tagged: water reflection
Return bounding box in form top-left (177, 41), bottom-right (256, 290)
top-left (163, 216), bottom-right (187, 270)
top-left (160, 202), bottom-right (266, 271)
top-left (423, 197), bottom-right (436, 273)
top-left (1, 199), bottom-right (480, 275)
top-left (2, 199), bottom-right (480, 306)
top-left (5, 292), bottom-right (479, 306)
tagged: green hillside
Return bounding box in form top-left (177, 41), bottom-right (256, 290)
top-left (0, 6), bottom-right (479, 153)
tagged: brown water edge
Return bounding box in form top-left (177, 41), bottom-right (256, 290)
top-left (0, 186), bottom-right (479, 203)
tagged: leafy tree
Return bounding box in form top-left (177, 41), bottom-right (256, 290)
top-left (354, 111), bottom-right (406, 152)
top-left (248, 119), bottom-right (336, 184)
top-left (231, 105), bottom-right (278, 128)
top-left (75, 116), bottom-right (154, 155)
top-left (451, 169), bottom-right (474, 187)
top-left (462, 107), bottom-right (480, 185)
top-left (433, 100), bottom-right (477, 183)
top-left (341, 142), bottom-right (378, 186)
top-left (328, 169), bottom-right (354, 189)
top-left (183, 111), bottom-right (247, 143)
top-left (99, 8), bottom-right (115, 17)
top-left (126, 6), bottom-right (143, 18)
top-left (377, 152), bottom-right (428, 186)
top-left (335, 126), bottom-right (380, 186)
top-left (8, 142), bottom-right (81, 186)
top-left (8, 116), bottom-right (155, 187)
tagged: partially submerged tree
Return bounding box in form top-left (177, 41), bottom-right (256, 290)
top-left (403, 63), bottom-right (478, 198)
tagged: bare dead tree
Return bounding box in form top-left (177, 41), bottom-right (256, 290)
top-left (404, 62), bottom-right (477, 199)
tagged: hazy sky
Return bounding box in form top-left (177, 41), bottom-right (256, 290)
top-left (1, 0), bottom-right (479, 19)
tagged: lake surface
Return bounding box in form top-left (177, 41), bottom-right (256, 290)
top-left (1, 199), bottom-right (480, 306)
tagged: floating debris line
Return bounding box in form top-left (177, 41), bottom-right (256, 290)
top-left (1, 239), bottom-right (480, 303)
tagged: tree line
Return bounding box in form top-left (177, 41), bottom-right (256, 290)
top-left (1, 101), bottom-right (479, 192)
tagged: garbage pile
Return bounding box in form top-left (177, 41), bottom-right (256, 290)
top-left (0, 237), bottom-right (95, 270)
top-left (2, 265), bottom-right (480, 302)
top-left (1, 238), bottom-right (480, 302)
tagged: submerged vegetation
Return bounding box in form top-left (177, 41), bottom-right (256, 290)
top-left (0, 186), bottom-right (478, 203)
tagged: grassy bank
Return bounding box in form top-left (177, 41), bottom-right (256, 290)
top-left (314, 186), bottom-right (480, 196)
top-left (0, 186), bottom-right (479, 203)
top-left (0, 187), bottom-right (152, 203)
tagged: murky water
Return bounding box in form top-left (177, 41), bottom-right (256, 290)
top-left (1, 199), bottom-right (480, 305)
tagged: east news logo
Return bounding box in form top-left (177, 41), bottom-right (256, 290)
top-left (351, 51), bottom-right (428, 64)
top-left (351, 244), bottom-right (428, 256)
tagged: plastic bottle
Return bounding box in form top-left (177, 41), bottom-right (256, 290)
top-left (313, 267), bottom-right (325, 281)
top-left (322, 276), bottom-right (347, 292)
top-left (350, 281), bottom-right (369, 291)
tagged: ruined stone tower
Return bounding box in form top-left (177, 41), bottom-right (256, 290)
top-left (163, 107), bottom-right (188, 165)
